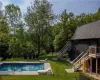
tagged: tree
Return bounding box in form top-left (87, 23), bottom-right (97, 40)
top-left (25, 0), bottom-right (54, 56)
top-left (53, 10), bottom-right (75, 51)
top-left (5, 4), bottom-right (23, 58)
top-left (0, 10), bottom-right (9, 60)
top-left (5, 4), bottom-right (22, 34)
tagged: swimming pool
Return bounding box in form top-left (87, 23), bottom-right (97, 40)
top-left (0, 63), bottom-right (44, 71)
top-left (0, 62), bottom-right (51, 75)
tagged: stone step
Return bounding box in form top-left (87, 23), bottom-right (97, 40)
top-left (65, 68), bottom-right (74, 73)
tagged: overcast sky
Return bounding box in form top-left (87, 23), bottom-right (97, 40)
top-left (0, 0), bottom-right (100, 15)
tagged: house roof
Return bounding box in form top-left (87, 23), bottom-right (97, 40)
top-left (71, 20), bottom-right (100, 40)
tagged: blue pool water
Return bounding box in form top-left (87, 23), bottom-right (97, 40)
top-left (0, 63), bottom-right (44, 71)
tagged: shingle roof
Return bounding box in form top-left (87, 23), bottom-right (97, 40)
top-left (71, 20), bottom-right (100, 40)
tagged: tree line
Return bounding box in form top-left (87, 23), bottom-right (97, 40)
top-left (0, 0), bottom-right (100, 60)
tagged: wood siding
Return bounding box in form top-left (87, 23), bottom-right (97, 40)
top-left (69, 39), bottom-right (100, 61)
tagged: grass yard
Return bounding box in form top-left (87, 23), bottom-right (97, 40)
top-left (0, 55), bottom-right (79, 80)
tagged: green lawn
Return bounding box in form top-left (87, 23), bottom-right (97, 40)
top-left (0, 55), bottom-right (79, 80)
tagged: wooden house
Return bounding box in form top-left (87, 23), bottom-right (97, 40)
top-left (69, 20), bottom-right (100, 77)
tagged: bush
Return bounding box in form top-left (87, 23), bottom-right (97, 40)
top-left (0, 43), bottom-right (9, 60)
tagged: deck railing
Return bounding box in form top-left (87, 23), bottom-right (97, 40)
top-left (73, 50), bottom-right (89, 71)
top-left (71, 52), bottom-right (84, 64)
top-left (56, 43), bottom-right (71, 59)
top-left (89, 46), bottom-right (96, 55)
top-left (89, 46), bottom-right (100, 55)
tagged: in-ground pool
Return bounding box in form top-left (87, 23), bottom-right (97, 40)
top-left (0, 63), bottom-right (44, 71)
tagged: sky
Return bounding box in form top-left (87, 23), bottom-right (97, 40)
top-left (0, 0), bottom-right (100, 15)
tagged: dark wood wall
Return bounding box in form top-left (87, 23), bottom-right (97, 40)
top-left (97, 39), bottom-right (100, 53)
top-left (68, 39), bottom-right (100, 61)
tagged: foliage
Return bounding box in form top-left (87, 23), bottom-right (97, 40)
top-left (0, 1), bottom-right (100, 60)
top-left (0, 10), bottom-right (9, 60)
top-left (5, 4), bottom-right (24, 58)
top-left (25, 0), bottom-right (54, 56)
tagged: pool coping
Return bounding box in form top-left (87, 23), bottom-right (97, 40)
top-left (0, 61), bottom-right (52, 75)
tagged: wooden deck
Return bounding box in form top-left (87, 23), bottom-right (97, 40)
top-left (89, 53), bottom-right (100, 58)
top-left (89, 46), bottom-right (100, 58)
top-left (84, 46), bottom-right (100, 77)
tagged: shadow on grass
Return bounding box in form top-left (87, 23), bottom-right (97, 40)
top-left (75, 73), bottom-right (96, 80)
top-left (0, 76), bottom-right (2, 80)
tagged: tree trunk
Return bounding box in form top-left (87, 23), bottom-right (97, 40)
top-left (38, 35), bottom-right (40, 57)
